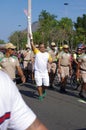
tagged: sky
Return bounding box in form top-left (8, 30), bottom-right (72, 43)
top-left (0, 0), bottom-right (86, 42)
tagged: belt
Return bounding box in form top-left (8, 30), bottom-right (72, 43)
top-left (80, 68), bottom-right (86, 72)
top-left (60, 64), bottom-right (69, 67)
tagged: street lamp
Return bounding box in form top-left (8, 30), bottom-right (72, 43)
top-left (64, 3), bottom-right (69, 17)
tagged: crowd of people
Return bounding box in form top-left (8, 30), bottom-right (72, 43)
top-left (0, 41), bottom-right (86, 100)
top-left (0, 43), bottom-right (48, 129)
top-left (0, 39), bottom-right (86, 129)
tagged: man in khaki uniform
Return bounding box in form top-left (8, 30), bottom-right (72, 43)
top-left (23, 44), bottom-right (34, 81)
top-left (58, 44), bottom-right (72, 93)
top-left (77, 46), bottom-right (86, 98)
top-left (23, 44), bottom-right (32, 69)
top-left (0, 43), bottom-right (25, 83)
top-left (48, 42), bottom-right (58, 88)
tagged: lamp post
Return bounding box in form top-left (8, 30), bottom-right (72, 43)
top-left (64, 3), bottom-right (69, 17)
top-left (27, 0), bottom-right (32, 48)
top-left (18, 25), bottom-right (21, 50)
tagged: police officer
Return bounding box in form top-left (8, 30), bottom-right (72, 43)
top-left (77, 44), bottom-right (86, 98)
top-left (58, 44), bottom-right (72, 93)
top-left (48, 42), bottom-right (58, 88)
top-left (0, 43), bottom-right (25, 83)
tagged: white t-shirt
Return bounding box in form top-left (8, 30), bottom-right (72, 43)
top-left (34, 49), bottom-right (52, 73)
top-left (0, 71), bottom-right (36, 130)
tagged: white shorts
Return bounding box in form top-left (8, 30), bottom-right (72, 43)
top-left (34, 71), bottom-right (49, 86)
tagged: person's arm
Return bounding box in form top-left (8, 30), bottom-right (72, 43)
top-left (30, 39), bottom-right (36, 51)
top-left (58, 58), bottom-right (61, 74)
top-left (26, 118), bottom-right (48, 130)
top-left (76, 62), bottom-right (80, 80)
top-left (8, 75), bottom-right (47, 130)
top-left (16, 65), bottom-right (26, 83)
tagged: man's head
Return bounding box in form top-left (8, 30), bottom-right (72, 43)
top-left (63, 44), bottom-right (69, 53)
top-left (5, 43), bottom-right (16, 55)
top-left (50, 42), bottom-right (56, 50)
top-left (77, 43), bottom-right (86, 54)
top-left (39, 43), bottom-right (45, 53)
top-left (26, 44), bottom-right (30, 51)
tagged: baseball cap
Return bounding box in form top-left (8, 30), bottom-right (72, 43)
top-left (63, 44), bottom-right (69, 48)
top-left (51, 42), bottom-right (56, 46)
top-left (5, 43), bottom-right (16, 49)
top-left (26, 44), bottom-right (30, 49)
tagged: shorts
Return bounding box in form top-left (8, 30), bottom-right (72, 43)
top-left (81, 73), bottom-right (86, 83)
top-left (34, 71), bottom-right (49, 86)
top-left (60, 66), bottom-right (69, 78)
top-left (48, 63), bottom-right (56, 74)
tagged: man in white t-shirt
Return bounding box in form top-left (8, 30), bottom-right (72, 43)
top-left (30, 39), bottom-right (52, 101)
top-left (0, 70), bottom-right (48, 130)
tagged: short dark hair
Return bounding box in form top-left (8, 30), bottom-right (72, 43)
top-left (39, 43), bottom-right (45, 47)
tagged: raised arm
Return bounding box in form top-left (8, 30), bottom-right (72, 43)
top-left (26, 118), bottom-right (48, 130)
top-left (30, 39), bottom-right (36, 51)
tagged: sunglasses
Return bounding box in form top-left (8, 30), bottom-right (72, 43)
top-left (8, 48), bottom-right (15, 50)
top-left (51, 45), bottom-right (56, 47)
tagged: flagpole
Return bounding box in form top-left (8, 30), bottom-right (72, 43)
top-left (27, 0), bottom-right (32, 48)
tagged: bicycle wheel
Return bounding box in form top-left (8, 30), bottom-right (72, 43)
top-left (70, 74), bottom-right (79, 90)
top-left (52, 71), bottom-right (61, 88)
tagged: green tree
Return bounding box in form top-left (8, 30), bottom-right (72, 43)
top-left (9, 30), bottom-right (27, 50)
top-left (38, 10), bottom-right (59, 45)
top-left (74, 14), bottom-right (86, 44)
top-left (56, 17), bottom-right (73, 47)
top-left (0, 40), bottom-right (6, 44)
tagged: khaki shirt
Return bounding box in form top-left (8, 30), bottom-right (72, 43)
top-left (48, 49), bottom-right (57, 62)
top-left (0, 52), bottom-right (4, 58)
top-left (23, 50), bottom-right (34, 69)
top-left (0, 55), bottom-right (20, 80)
top-left (78, 53), bottom-right (86, 71)
top-left (59, 51), bottom-right (71, 66)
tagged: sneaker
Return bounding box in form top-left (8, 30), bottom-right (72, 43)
top-left (79, 93), bottom-right (85, 99)
top-left (38, 96), bottom-right (43, 101)
top-left (42, 91), bottom-right (46, 98)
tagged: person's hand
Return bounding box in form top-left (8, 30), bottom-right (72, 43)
top-left (69, 69), bottom-right (72, 76)
top-left (76, 71), bottom-right (80, 81)
top-left (21, 75), bottom-right (26, 83)
top-left (29, 33), bottom-right (33, 40)
top-left (58, 68), bottom-right (61, 74)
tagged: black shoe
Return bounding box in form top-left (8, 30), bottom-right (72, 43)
top-left (79, 93), bottom-right (85, 99)
top-left (49, 85), bottom-right (54, 90)
top-left (60, 88), bottom-right (67, 94)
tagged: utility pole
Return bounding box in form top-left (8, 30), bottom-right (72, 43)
top-left (27, 0), bottom-right (32, 48)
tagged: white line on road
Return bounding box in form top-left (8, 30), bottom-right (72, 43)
top-left (78, 99), bottom-right (86, 104)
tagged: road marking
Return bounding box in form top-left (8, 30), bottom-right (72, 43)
top-left (78, 99), bottom-right (86, 104)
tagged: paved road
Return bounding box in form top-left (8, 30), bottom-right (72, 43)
top-left (17, 82), bottom-right (86, 130)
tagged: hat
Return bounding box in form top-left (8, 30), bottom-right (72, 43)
top-left (51, 42), bottom-right (56, 46)
top-left (5, 43), bottom-right (16, 49)
top-left (77, 43), bottom-right (85, 49)
top-left (59, 46), bottom-right (63, 50)
top-left (26, 44), bottom-right (30, 48)
top-left (63, 44), bottom-right (69, 48)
